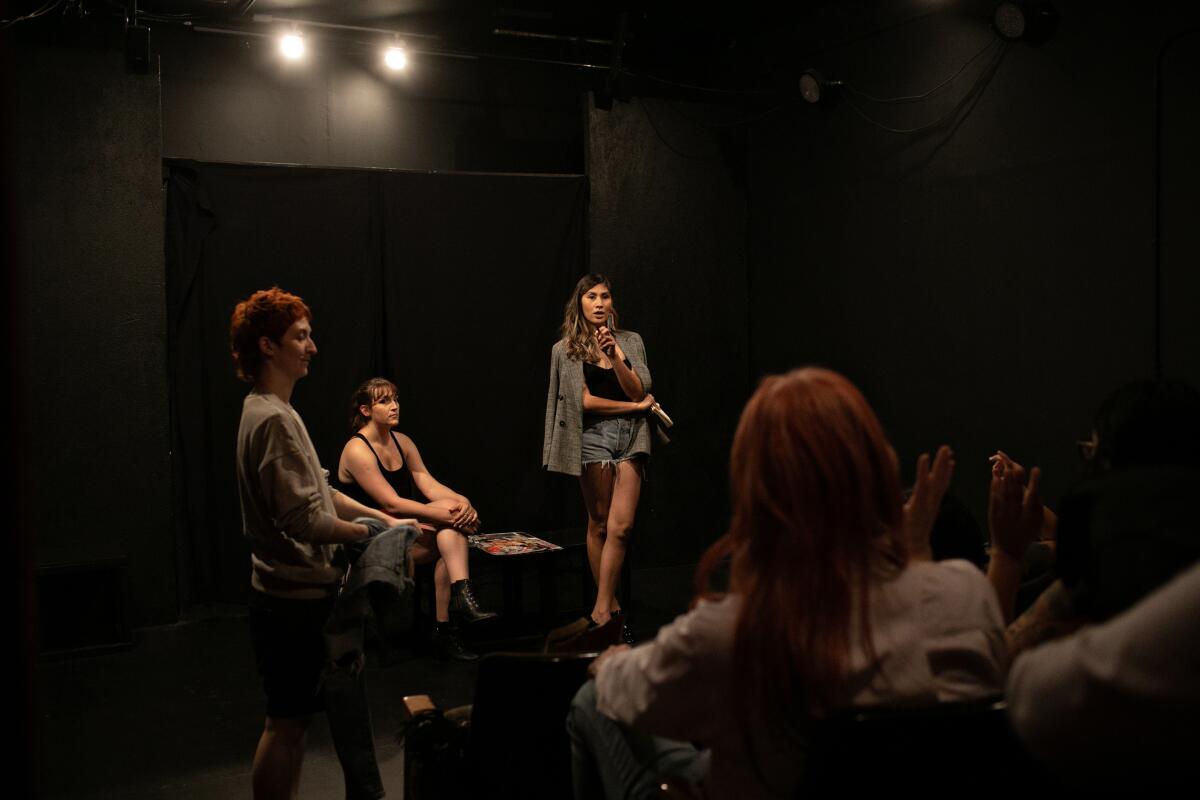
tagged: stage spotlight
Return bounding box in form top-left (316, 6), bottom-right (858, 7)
top-left (799, 69), bottom-right (839, 107)
top-left (280, 31), bottom-right (306, 60)
top-left (384, 44), bottom-right (407, 71)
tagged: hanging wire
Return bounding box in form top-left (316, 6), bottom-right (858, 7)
top-left (639, 97), bottom-right (723, 160)
top-left (839, 41), bottom-right (1010, 135)
top-left (96, 0), bottom-right (257, 24)
top-left (842, 37), bottom-right (1001, 104)
top-left (636, 70), bottom-right (778, 97)
top-left (1, 0), bottom-right (66, 30)
top-left (662, 98), bottom-right (785, 129)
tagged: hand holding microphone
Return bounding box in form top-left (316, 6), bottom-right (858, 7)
top-left (595, 324), bottom-right (617, 358)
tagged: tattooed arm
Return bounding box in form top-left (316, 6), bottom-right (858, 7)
top-left (1006, 579), bottom-right (1087, 657)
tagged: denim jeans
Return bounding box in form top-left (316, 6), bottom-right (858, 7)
top-left (566, 680), bottom-right (709, 800)
top-left (324, 661), bottom-right (386, 799)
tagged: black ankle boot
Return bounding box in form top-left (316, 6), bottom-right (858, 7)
top-left (431, 624), bottom-right (478, 662)
top-left (449, 579), bottom-right (498, 626)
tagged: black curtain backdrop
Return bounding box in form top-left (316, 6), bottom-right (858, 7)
top-left (168, 162), bottom-right (586, 606)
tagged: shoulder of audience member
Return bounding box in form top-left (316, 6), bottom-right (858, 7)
top-left (911, 559), bottom-right (1003, 623)
top-left (650, 594), bottom-right (741, 655)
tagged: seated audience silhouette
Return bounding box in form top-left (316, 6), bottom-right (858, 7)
top-left (998, 379), bottom-right (1200, 787)
top-left (567, 367), bottom-right (1017, 799)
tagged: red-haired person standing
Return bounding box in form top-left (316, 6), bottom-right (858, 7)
top-left (230, 287), bottom-right (405, 800)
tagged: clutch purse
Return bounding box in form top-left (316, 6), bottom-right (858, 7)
top-left (649, 402), bottom-right (674, 429)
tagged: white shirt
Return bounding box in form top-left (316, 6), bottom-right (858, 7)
top-left (595, 559), bottom-right (1007, 799)
top-left (1007, 559), bottom-right (1200, 787)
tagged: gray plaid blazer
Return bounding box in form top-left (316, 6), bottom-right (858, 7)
top-left (542, 330), bottom-right (656, 476)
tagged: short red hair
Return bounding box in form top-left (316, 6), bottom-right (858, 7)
top-left (229, 287), bottom-right (312, 383)
top-left (696, 368), bottom-right (905, 720)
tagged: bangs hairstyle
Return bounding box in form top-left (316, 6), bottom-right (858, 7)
top-left (229, 286), bottom-right (312, 383)
top-left (561, 273), bottom-right (620, 362)
top-left (694, 368), bottom-right (905, 723)
top-left (349, 377), bottom-right (399, 431)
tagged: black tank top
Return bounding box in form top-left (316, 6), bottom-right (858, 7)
top-left (336, 430), bottom-right (416, 508)
top-left (584, 358), bottom-right (633, 402)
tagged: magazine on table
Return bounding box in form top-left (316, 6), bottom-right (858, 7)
top-left (469, 532), bottom-right (562, 556)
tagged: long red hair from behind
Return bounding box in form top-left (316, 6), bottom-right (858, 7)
top-left (695, 367), bottom-right (906, 723)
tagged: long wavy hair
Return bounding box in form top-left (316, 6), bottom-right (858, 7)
top-left (694, 368), bottom-right (906, 724)
top-left (560, 273), bottom-right (620, 362)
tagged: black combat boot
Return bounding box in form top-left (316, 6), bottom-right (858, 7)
top-left (449, 579), bottom-right (498, 626)
top-left (431, 623), bottom-right (478, 662)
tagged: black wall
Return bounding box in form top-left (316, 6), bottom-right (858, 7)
top-left (12, 43), bottom-right (173, 625)
top-left (587, 95), bottom-right (750, 568)
top-left (745, 1), bottom-right (1200, 524)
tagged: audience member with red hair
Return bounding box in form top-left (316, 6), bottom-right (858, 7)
top-left (568, 367), bottom-right (1016, 799)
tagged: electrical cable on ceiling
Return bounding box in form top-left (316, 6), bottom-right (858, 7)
top-left (662, 98), bottom-right (785, 130)
top-left (639, 98), bottom-right (723, 160)
top-left (636, 70), bottom-right (778, 97)
top-left (839, 40), bottom-right (1010, 135)
top-left (842, 37), bottom-right (1001, 104)
top-left (99, 0), bottom-right (256, 24)
top-left (1, 0), bottom-right (66, 30)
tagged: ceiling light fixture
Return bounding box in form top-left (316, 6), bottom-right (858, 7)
top-left (384, 40), bottom-right (407, 71)
top-left (993, 2), bottom-right (1059, 44)
top-left (280, 29), bottom-right (305, 61)
top-left (799, 69), bottom-right (841, 107)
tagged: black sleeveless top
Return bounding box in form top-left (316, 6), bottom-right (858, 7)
top-left (335, 430), bottom-right (416, 508)
top-left (584, 358), bottom-right (633, 402)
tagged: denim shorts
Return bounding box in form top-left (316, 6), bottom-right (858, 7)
top-left (581, 415), bottom-right (639, 468)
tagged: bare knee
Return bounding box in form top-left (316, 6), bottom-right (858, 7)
top-left (606, 518), bottom-right (633, 544)
top-left (586, 517), bottom-right (608, 541)
top-left (411, 533), bottom-right (438, 564)
top-left (264, 715), bottom-right (310, 746)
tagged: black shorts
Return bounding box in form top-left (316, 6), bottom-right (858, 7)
top-left (248, 589), bottom-right (336, 719)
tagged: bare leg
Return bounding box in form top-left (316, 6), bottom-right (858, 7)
top-left (579, 464), bottom-right (616, 622)
top-left (436, 528), bottom-right (470, 582)
top-left (594, 460), bottom-right (642, 623)
top-left (408, 532), bottom-right (449, 622)
top-left (252, 715), bottom-right (310, 800)
top-left (433, 558), bottom-right (450, 623)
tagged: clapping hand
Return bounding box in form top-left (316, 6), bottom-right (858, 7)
top-left (989, 451), bottom-right (1057, 542)
top-left (903, 445), bottom-right (956, 560)
top-left (988, 454), bottom-right (1043, 560)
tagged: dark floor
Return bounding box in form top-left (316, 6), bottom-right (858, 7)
top-left (34, 563), bottom-right (697, 799)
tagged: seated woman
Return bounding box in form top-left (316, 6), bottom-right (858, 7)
top-left (568, 367), bottom-right (1014, 799)
top-left (336, 377), bottom-right (496, 661)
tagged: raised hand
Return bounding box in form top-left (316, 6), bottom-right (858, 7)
top-left (989, 450), bottom-right (1056, 541)
top-left (903, 445), bottom-right (956, 560)
top-left (988, 458), bottom-right (1043, 560)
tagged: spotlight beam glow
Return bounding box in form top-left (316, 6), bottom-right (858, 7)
top-left (384, 46), bottom-right (407, 71)
top-left (280, 33), bottom-right (305, 60)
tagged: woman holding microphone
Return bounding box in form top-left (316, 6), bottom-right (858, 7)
top-left (544, 274), bottom-right (657, 640)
